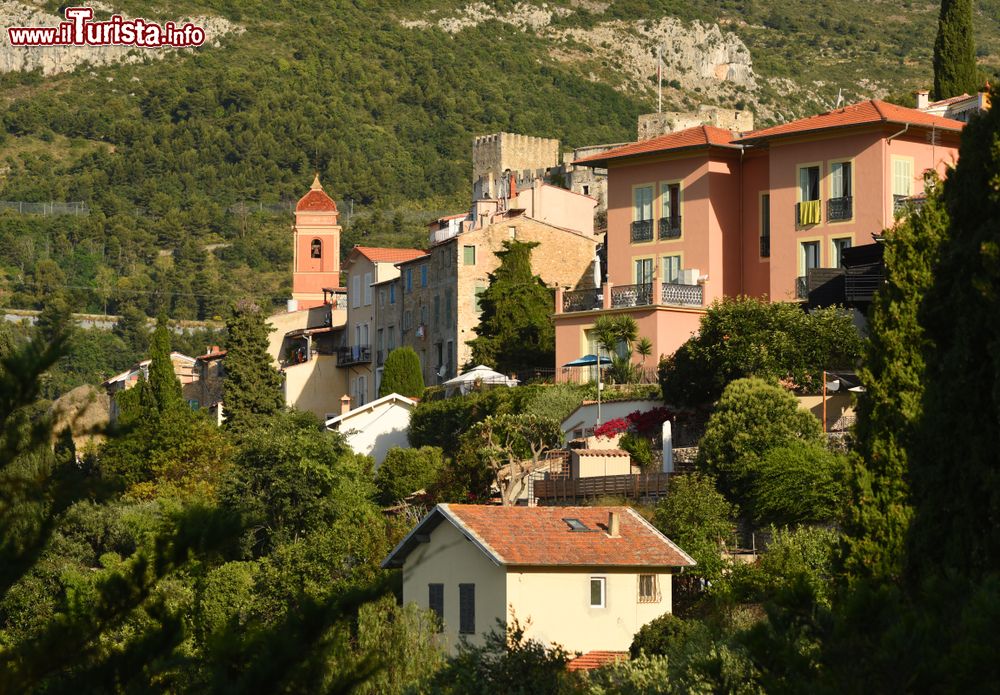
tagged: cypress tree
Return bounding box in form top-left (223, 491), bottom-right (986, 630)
top-left (147, 315), bottom-right (183, 413)
top-left (906, 84), bottom-right (1000, 582)
top-left (467, 240), bottom-right (554, 375)
top-left (837, 179), bottom-right (949, 584)
top-left (933, 0), bottom-right (979, 99)
top-left (223, 299), bottom-right (283, 432)
top-left (379, 347), bottom-right (424, 398)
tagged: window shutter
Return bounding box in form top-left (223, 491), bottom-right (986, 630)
top-left (831, 163), bottom-right (843, 198)
top-left (459, 584), bottom-right (475, 634)
top-left (429, 584), bottom-right (444, 632)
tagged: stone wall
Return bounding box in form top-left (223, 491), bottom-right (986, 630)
top-left (637, 106), bottom-right (754, 141)
top-left (389, 216), bottom-right (599, 387)
top-left (473, 132), bottom-right (561, 198)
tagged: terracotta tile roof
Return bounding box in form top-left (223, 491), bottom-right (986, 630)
top-left (574, 125), bottom-right (738, 166)
top-left (736, 99), bottom-right (964, 143)
top-left (439, 504), bottom-right (694, 568)
top-left (196, 349), bottom-right (226, 361)
top-left (351, 246), bottom-right (427, 264)
top-left (576, 449), bottom-right (630, 457)
top-left (295, 174), bottom-right (338, 213)
top-left (567, 651), bottom-right (629, 671)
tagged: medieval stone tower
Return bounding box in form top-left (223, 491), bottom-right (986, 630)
top-left (292, 174), bottom-right (341, 309)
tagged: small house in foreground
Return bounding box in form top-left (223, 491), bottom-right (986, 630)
top-left (324, 392), bottom-right (416, 467)
top-left (382, 504), bottom-right (695, 654)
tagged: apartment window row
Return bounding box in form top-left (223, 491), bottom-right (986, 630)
top-left (588, 575), bottom-right (660, 609)
top-left (797, 160), bottom-right (853, 226)
top-left (800, 237), bottom-right (853, 274)
top-left (633, 256), bottom-right (682, 285)
top-left (632, 182), bottom-right (682, 243)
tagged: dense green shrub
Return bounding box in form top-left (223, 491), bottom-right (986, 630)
top-left (653, 473), bottom-right (736, 583)
top-left (750, 443), bottom-right (847, 526)
top-left (629, 613), bottom-right (695, 658)
top-left (658, 298), bottom-right (862, 407)
top-left (696, 378), bottom-right (822, 507)
top-left (379, 347), bottom-right (425, 398)
top-left (374, 446), bottom-right (444, 506)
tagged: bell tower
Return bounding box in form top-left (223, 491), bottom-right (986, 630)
top-left (292, 174), bottom-right (341, 309)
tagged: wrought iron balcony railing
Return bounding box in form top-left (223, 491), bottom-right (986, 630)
top-left (827, 196), bottom-right (853, 221)
top-left (611, 283), bottom-right (653, 308)
top-left (562, 287), bottom-right (602, 313)
top-left (336, 345), bottom-right (371, 366)
top-left (661, 283), bottom-right (702, 307)
top-left (795, 276), bottom-right (809, 300)
top-left (658, 216), bottom-right (681, 239)
top-left (630, 219), bottom-right (654, 242)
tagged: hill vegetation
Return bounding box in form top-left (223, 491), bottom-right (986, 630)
top-left (0, 0), bottom-right (997, 328)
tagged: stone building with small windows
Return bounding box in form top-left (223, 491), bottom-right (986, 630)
top-left (371, 207), bottom-right (601, 392)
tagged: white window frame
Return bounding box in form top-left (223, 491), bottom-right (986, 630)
top-left (590, 576), bottom-right (606, 608)
top-left (633, 185), bottom-right (654, 221)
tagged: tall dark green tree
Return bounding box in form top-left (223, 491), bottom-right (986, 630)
top-left (467, 241), bottom-right (555, 375)
top-left (907, 85), bottom-right (1000, 582)
top-left (223, 300), bottom-right (283, 433)
top-left (148, 316), bottom-right (183, 413)
top-left (933, 0), bottom-right (980, 99)
top-left (838, 178), bottom-right (949, 584)
top-left (378, 347), bottom-right (424, 398)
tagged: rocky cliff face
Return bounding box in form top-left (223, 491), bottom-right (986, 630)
top-left (0, 1), bottom-right (242, 75)
top-left (399, 3), bottom-right (758, 111)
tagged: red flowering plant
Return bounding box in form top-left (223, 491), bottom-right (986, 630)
top-left (593, 417), bottom-right (630, 439)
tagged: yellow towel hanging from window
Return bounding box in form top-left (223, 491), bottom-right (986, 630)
top-left (799, 200), bottom-right (821, 226)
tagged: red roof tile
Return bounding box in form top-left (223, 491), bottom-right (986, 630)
top-left (736, 99), bottom-right (963, 143)
top-left (352, 246), bottom-right (428, 264)
top-left (440, 504), bottom-right (694, 568)
top-left (296, 175), bottom-right (338, 213)
top-left (574, 125), bottom-right (738, 165)
top-left (576, 449), bottom-right (631, 457)
top-left (567, 651), bottom-right (629, 671)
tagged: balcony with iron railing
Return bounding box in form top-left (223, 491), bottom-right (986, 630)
top-left (760, 236), bottom-right (770, 258)
top-left (893, 194), bottom-right (925, 216)
top-left (336, 344), bottom-right (371, 366)
top-left (661, 282), bottom-right (703, 306)
top-left (827, 196), bottom-right (853, 221)
top-left (796, 200), bottom-right (822, 226)
top-left (612, 283), bottom-right (653, 308)
top-left (562, 287), bottom-right (602, 313)
top-left (630, 219), bottom-right (654, 242)
top-left (795, 276), bottom-right (809, 300)
top-left (658, 216), bottom-right (681, 240)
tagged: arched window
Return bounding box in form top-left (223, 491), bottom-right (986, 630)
top-left (310, 238), bottom-right (322, 259)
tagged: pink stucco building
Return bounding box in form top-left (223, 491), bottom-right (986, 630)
top-left (554, 100), bottom-right (963, 379)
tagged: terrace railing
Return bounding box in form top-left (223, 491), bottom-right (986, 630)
top-left (661, 283), bottom-right (703, 307)
top-left (611, 283), bottom-right (653, 308)
top-left (562, 287), bottom-right (602, 313)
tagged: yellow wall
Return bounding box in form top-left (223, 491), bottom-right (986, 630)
top-left (796, 393), bottom-right (854, 431)
top-left (505, 567), bottom-right (674, 654)
top-left (571, 452), bottom-right (632, 478)
top-left (283, 354), bottom-right (348, 420)
top-left (401, 520), bottom-right (507, 654)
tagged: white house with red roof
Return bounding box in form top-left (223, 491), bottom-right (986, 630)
top-left (382, 504), bottom-right (694, 655)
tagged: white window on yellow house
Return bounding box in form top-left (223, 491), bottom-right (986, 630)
top-left (638, 574), bottom-right (660, 603)
top-left (590, 577), bottom-right (606, 608)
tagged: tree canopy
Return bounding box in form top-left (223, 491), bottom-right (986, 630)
top-left (658, 298), bottom-right (862, 407)
top-left (378, 347), bottom-right (424, 399)
top-left (467, 240), bottom-right (555, 375)
top-left (933, 0), bottom-right (980, 99)
top-left (222, 300), bottom-right (283, 433)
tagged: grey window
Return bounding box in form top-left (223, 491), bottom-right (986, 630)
top-left (429, 583), bottom-right (444, 632)
top-left (459, 583), bottom-right (475, 634)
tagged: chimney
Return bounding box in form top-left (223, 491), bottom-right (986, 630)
top-left (915, 89), bottom-right (930, 110)
top-left (607, 510), bottom-right (621, 538)
top-left (340, 394), bottom-right (351, 415)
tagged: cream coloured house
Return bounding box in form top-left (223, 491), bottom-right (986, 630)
top-left (324, 392), bottom-right (416, 468)
top-left (381, 504), bottom-right (695, 655)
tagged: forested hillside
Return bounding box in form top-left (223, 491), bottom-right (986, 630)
top-left (0, 0), bottom-right (998, 321)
